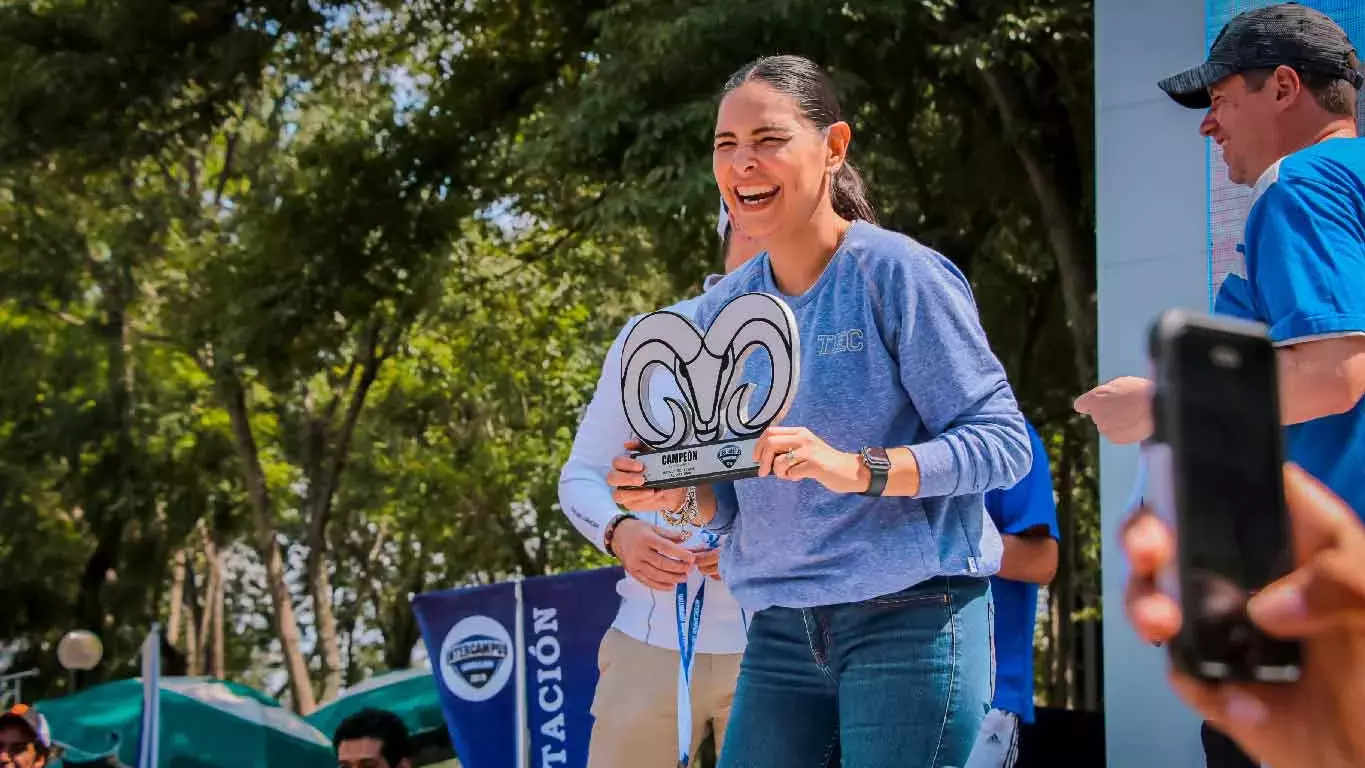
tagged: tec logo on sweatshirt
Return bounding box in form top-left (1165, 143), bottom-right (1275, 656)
top-left (815, 329), bottom-right (865, 355)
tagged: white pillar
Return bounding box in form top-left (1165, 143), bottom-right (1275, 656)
top-left (1095, 0), bottom-right (1209, 765)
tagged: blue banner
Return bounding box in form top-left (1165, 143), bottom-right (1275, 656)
top-left (413, 567), bottom-right (624, 768)
top-left (520, 568), bottom-right (623, 768)
top-left (414, 579), bottom-right (522, 768)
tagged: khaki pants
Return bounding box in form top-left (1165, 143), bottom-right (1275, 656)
top-left (587, 628), bottom-right (742, 768)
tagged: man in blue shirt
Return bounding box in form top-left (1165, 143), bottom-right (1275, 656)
top-left (1077, 2), bottom-right (1365, 514)
top-left (1076, 5), bottom-right (1365, 767)
top-left (965, 420), bottom-right (1060, 768)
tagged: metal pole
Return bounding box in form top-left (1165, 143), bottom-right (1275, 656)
top-left (513, 579), bottom-right (528, 768)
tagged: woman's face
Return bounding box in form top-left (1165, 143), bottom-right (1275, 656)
top-left (712, 80), bottom-right (847, 243)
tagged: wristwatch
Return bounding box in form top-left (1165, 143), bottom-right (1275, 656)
top-left (860, 447), bottom-right (891, 497)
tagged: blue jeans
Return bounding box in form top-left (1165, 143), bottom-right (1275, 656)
top-left (718, 576), bottom-right (993, 768)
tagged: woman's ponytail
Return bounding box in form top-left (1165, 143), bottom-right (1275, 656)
top-left (831, 161), bottom-right (877, 224)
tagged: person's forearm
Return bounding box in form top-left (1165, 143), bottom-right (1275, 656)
top-left (997, 534), bottom-right (1059, 584)
top-left (851, 415), bottom-right (1031, 498)
top-left (1278, 340), bottom-right (1365, 425)
top-left (559, 320), bottom-right (638, 552)
top-left (559, 472), bottom-right (629, 553)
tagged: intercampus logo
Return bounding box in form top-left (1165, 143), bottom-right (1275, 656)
top-left (716, 444), bottom-right (741, 469)
top-left (440, 615), bottom-right (514, 702)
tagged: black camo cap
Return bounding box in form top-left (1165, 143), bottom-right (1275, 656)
top-left (1158, 3), bottom-right (1364, 109)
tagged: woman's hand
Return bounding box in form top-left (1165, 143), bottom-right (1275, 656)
top-left (754, 426), bottom-right (867, 494)
top-left (606, 440), bottom-right (687, 513)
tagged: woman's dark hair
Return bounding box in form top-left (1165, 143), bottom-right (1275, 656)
top-left (334, 708), bottom-right (413, 766)
top-left (723, 55), bottom-right (877, 224)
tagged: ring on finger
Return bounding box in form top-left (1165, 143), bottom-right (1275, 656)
top-left (783, 449), bottom-right (799, 464)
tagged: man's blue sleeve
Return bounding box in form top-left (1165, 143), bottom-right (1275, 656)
top-left (1245, 179), bottom-right (1365, 345)
top-left (1213, 272), bottom-right (1257, 322)
top-left (984, 422), bottom-right (1059, 539)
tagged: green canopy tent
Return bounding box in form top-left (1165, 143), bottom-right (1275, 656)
top-left (37, 677), bottom-right (334, 767)
top-left (306, 667), bottom-right (447, 742)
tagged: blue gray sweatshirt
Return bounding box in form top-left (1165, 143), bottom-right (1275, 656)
top-left (697, 220), bottom-right (1031, 612)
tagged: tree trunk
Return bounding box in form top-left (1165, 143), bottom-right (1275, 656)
top-left (306, 537), bottom-right (339, 696)
top-left (345, 522), bottom-right (389, 687)
top-left (216, 361), bottom-right (317, 714)
top-left (74, 533), bottom-right (118, 680)
top-left (306, 320), bottom-right (385, 704)
top-left (1014, 266), bottom-right (1059, 394)
top-left (1043, 587), bottom-right (1058, 705)
top-left (197, 525), bottom-right (220, 677)
top-left (343, 621), bottom-right (357, 689)
top-left (977, 64), bottom-right (1096, 392)
top-left (167, 548), bottom-right (187, 648)
top-left (1082, 596), bottom-right (1100, 710)
top-left (380, 564), bottom-right (426, 671)
top-left (1051, 423), bottom-right (1078, 707)
top-left (182, 552), bottom-right (201, 677)
top-left (211, 548), bottom-right (226, 679)
top-left (74, 281), bottom-right (138, 678)
top-left (306, 548), bottom-right (343, 704)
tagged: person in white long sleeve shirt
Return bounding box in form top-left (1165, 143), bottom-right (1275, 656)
top-left (559, 207), bottom-right (760, 768)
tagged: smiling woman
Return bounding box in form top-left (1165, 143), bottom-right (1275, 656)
top-left (607, 54), bottom-right (1032, 768)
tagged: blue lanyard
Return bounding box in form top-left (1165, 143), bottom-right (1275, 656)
top-left (674, 579), bottom-right (706, 768)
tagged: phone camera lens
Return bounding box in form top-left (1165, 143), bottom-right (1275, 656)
top-left (1210, 345), bottom-right (1241, 368)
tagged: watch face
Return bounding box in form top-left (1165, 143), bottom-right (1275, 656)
top-left (862, 447), bottom-right (891, 470)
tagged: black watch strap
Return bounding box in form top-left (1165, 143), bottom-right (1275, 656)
top-left (861, 447), bottom-right (890, 497)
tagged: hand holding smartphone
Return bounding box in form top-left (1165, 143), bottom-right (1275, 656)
top-left (1143, 309), bottom-right (1301, 684)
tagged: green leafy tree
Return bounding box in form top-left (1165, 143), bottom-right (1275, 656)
top-left (1, 0), bottom-right (626, 708)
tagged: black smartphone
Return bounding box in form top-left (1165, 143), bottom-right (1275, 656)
top-left (1144, 308), bottom-right (1301, 683)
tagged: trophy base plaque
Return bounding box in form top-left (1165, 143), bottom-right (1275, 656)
top-left (629, 436), bottom-right (761, 490)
